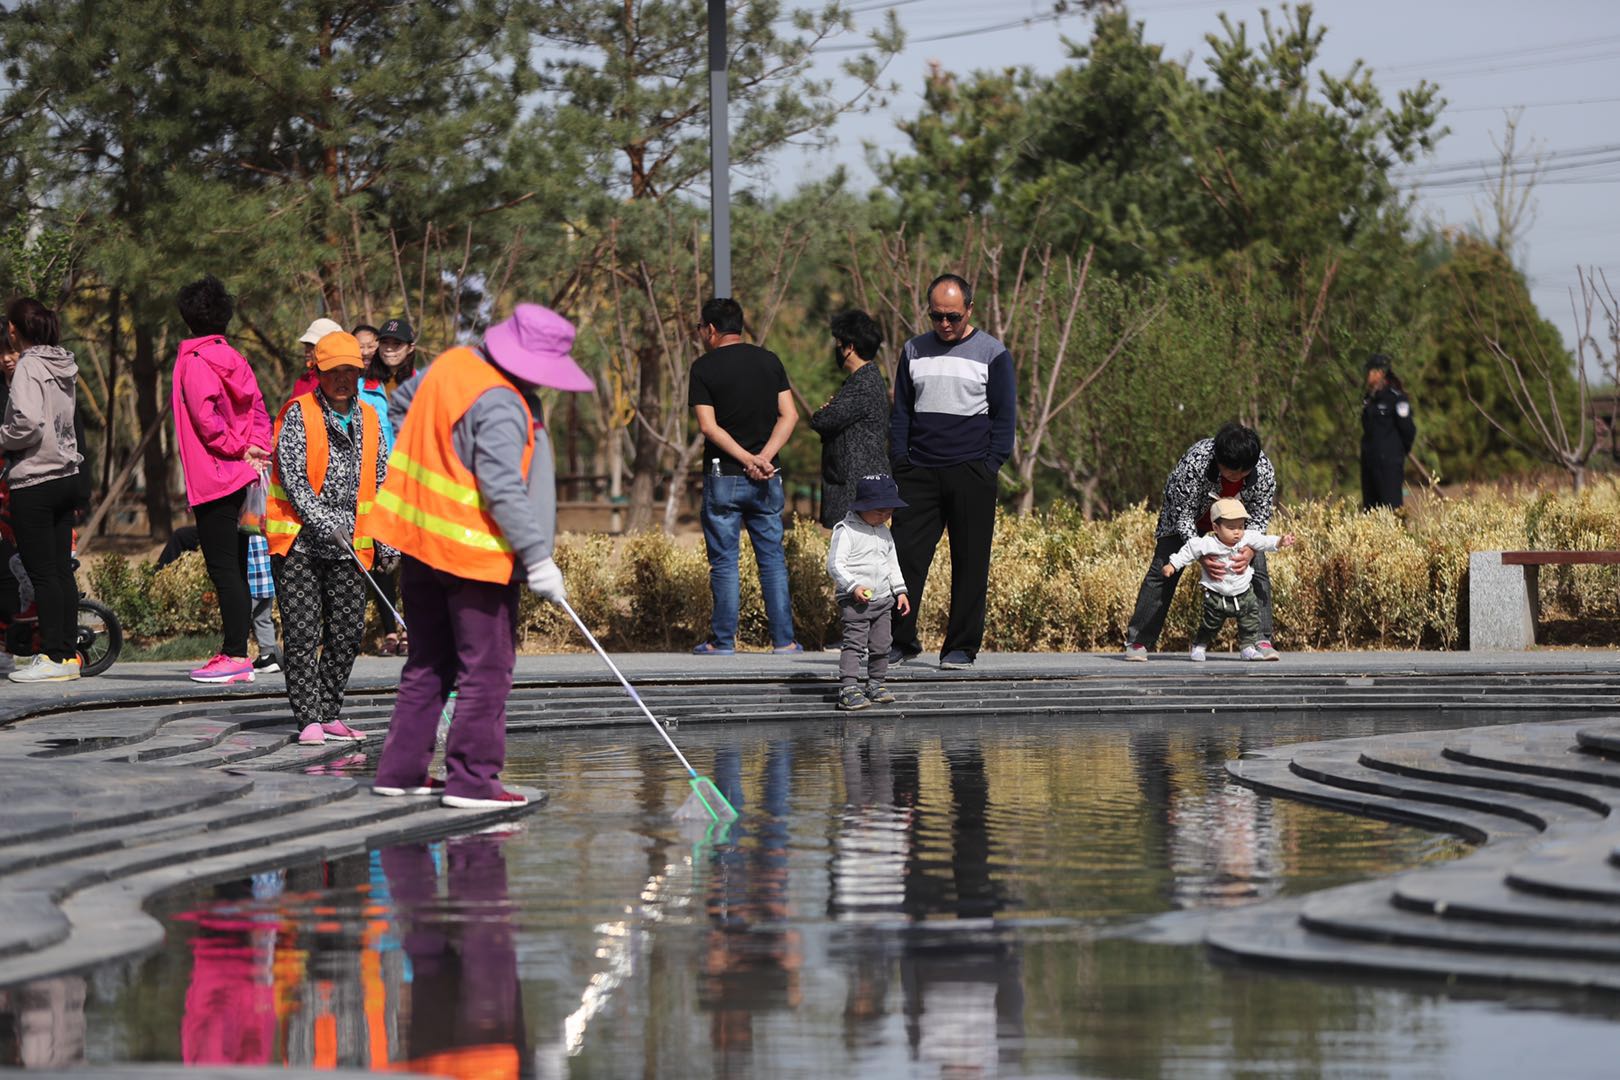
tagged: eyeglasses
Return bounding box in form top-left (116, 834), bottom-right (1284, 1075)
top-left (928, 310), bottom-right (965, 324)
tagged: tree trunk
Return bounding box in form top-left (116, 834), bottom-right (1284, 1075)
top-left (100, 288), bottom-right (121, 509)
top-left (133, 319), bottom-right (173, 539)
top-left (625, 344), bottom-right (663, 532)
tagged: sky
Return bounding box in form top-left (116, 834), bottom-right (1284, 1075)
top-left (768, 0), bottom-right (1620, 353)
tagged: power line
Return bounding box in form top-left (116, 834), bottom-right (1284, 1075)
top-left (1379, 32), bottom-right (1620, 76)
top-left (1449, 96), bottom-right (1620, 114)
top-left (814, 9), bottom-right (1069, 52)
top-left (1399, 142), bottom-right (1620, 179)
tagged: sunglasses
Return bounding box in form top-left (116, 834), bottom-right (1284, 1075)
top-left (928, 310), bottom-right (965, 324)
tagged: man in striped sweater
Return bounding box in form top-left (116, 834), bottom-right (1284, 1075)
top-left (887, 274), bottom-right (1017, 670)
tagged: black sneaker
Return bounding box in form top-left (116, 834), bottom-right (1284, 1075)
top-left (837, 685), bottom-right (872, 711)
top-left (253, 653), bottom-right (282, 674)
top-left (939, 650), bottom-right (974, 670)
top-left (885, 646), bottom-right (921, 666)
top-left (866, 683), bottom-right (897, 704)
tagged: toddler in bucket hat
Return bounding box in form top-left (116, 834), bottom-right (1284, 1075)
top-left (1162, 497), bottom-right (1297, 662)
top-left (826, 475), bottom-right (912, 712)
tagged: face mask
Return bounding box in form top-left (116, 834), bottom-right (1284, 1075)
top-left (833, 343), bottom-right (848, 371)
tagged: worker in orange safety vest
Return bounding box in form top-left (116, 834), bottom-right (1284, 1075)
top-left (368, 304), bottom-right (593, 810)
top-left (267, 330), bottom-right (390, 749)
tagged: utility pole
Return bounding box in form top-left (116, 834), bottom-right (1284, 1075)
top-left (707, 0), bottom-right (731, 297)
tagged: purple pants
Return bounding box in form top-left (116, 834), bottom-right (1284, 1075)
top-left (373, 556), bottom-right (518, 800)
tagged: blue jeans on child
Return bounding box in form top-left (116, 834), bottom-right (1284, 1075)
top-left (700, 472), bottom-right (796, 649)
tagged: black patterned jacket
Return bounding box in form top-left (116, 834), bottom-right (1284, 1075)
top-left (810, 362), bottom-right (891, 527)
top-left (1153, 437), bottom-right (1276, 540)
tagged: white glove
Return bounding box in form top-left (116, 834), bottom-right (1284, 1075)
top-left (526, 557), bottom-right (567, 604)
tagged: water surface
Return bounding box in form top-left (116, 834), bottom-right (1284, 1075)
top-left (7, 708), bottom-right (1620, 1077)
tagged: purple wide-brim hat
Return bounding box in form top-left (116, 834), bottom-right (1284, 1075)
top-left (483, 303), bottom-right (595, 392)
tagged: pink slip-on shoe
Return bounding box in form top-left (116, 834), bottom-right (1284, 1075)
top-left (190, 654), bottom-right (255, 684)
top-left (321, 719), bottom-right (365, 742)
top-left (297, 722), bottom-right (326, 745)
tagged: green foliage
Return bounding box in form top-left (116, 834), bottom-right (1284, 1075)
top-left (86, 551), bottom-right (215, 641)
top-left (0, 224), bottom-right (74, 302)
top-left (1419, 236), bottom-right (1581, 483)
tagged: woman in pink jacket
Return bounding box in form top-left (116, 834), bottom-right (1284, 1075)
top-left (172, 276), bottom-right (273, 683)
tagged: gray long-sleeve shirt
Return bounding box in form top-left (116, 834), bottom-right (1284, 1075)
top-left (391, 359), bottom-right (557, 576)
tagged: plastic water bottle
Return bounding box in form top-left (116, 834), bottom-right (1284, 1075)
top-left (435, 690), bottom-right (458, 749)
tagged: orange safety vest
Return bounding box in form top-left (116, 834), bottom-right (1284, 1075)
top-left (264, 392), bottom-right (383, 569)
top-left (370, 347), bottom-right (535, 583)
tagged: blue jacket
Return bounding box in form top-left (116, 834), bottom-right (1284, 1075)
top-left (359, 379), bottom-right (395, 451)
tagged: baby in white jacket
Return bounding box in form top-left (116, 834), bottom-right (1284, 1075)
top-left (826, 475), bottom-right (912, 710)
top-left (1162, 497), bottom-right (1297, 661)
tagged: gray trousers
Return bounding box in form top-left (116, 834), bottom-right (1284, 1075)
top-left (838, 594), bottom-right (894, 685)
top-left (251, 596), bottom-right (278, 655)
top-left (1194, 586), bottom-right (1263, 648)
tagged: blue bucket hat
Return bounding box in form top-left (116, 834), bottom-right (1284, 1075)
top-left (849, 475), bottom-right (907, 513)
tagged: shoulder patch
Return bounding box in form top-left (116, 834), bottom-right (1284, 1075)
top-left (1395, 400), bottom-right (1411, 418)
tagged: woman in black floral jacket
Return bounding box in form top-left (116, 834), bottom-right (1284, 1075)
top-left (1123, 422), bottom-right (1281, 660)
top-left (811, 311), bottom-right (891, 527)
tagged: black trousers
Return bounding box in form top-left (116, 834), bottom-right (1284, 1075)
top-left (194, 486), bottom-right (251, 658)
top-left (1125, 533), bottom-right (1273, 650)
top-left (1361, 450), bottom-right (1404, 510)
top-left (889, 459), bottom-right (999, 659)
top-left (9, 476), bottom-right (79, 662)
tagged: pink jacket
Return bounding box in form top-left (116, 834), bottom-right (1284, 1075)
top-left (172, 335), bottom-right (272, 507)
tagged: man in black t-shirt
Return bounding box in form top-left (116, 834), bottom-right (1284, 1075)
top-left (686, 297), bottom-right (801, 654)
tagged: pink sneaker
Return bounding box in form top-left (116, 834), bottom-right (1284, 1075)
top-left (189, 654), bottom-right (255, 684)
top-left (321, 719), bottom-right (365, 742)
top-left (442, 789), bottom-right (529, 810)
top-left (297, 722), bottom-right (326, 745)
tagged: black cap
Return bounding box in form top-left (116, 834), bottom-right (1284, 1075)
top-left (849, 474), bottom-right (908, 513)
top-left (1365, 353), bottom-right (1393, 373)
top-left (379, 317), bottom-right (415, 344)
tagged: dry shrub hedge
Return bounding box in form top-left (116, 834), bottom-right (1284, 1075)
top-left (83, 482), bottom-right (1620, 652)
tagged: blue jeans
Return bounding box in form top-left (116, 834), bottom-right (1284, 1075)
top-left (700, 473), bottom-right (796, 648)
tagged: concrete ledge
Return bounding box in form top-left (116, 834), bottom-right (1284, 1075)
top-left (1468, 550), bottom-right (1537, 650)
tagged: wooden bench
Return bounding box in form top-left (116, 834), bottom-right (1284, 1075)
top-left (1468, 550), bottom-right (1620, 649)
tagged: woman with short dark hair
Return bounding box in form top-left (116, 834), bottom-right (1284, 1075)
top-left (810, 310), bottom-right (890, 527)
top-left (1361, 354), bottom-right (1416, 511)
top-left (0, 297), bottom-right (84, 682)
top-left (172, 275), bottom-right (273, 683)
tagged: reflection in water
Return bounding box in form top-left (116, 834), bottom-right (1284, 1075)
top-left (0, 976), bottom-right (85, 1067)
top-left (21, 711), bottom-right (1620, 1075)
top-left (165, 832), bottom-right (525, 1076)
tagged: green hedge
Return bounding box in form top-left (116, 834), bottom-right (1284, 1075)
top-left (84, 484), bottom-right (1620, 655)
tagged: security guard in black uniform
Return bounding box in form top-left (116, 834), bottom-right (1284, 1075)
top-left (1361, 353), bottom-right (1416, 510)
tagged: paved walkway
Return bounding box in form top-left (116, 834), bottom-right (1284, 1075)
top-left (2, 647), bottom-right (1619, 993)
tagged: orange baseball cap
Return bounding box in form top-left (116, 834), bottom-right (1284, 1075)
top-left (313, 331), bottom-right (363, 371)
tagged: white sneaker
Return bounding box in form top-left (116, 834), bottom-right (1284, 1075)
top-left (1241, 645), bottom-right (1264, 661)
top-left (1190, 644), bottom-right (1207, 663)
top-left (9, 656), bottom-right (80, 683)
top-left (1122, 643), bottom-right (1147, 662)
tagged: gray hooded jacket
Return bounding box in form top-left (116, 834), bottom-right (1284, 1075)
top-left (1, 345), bottom-right (82, 489)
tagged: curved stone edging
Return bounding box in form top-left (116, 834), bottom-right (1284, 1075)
top-left (1212, 715), bottom-right (1620, 992)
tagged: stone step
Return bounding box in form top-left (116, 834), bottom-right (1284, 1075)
top-left (1227, 753), bottom-right (1531, 844)
top-left (1355, 746), bottom-right (1619, 816)
top-left (1299, 878), bottom-right (1620, 961)
top-left (1204, 896), bottom-right (1620, 992)
top-left (153, 729), bottom-right (296, 769)
top-left (1504, 832), bottom-right (1620, 903)
top-left (0, 773), bottom-right (359, 960)
top-left (1575, 722), bottom-right (1620, 759)
top-left (1390, 860), bottom-right (1620, 930)
top-left (1287, 748), bottom-right (1595, 831)
top-left (1441, 740), bottom-right (1620, 789)
top-left (0, 787), bottom-right (545, 988)
top-left (0, 764), bottom-right (255, 850)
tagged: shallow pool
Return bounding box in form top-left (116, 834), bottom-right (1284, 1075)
top-left (9, 709), bottom-right (1620, 1077)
